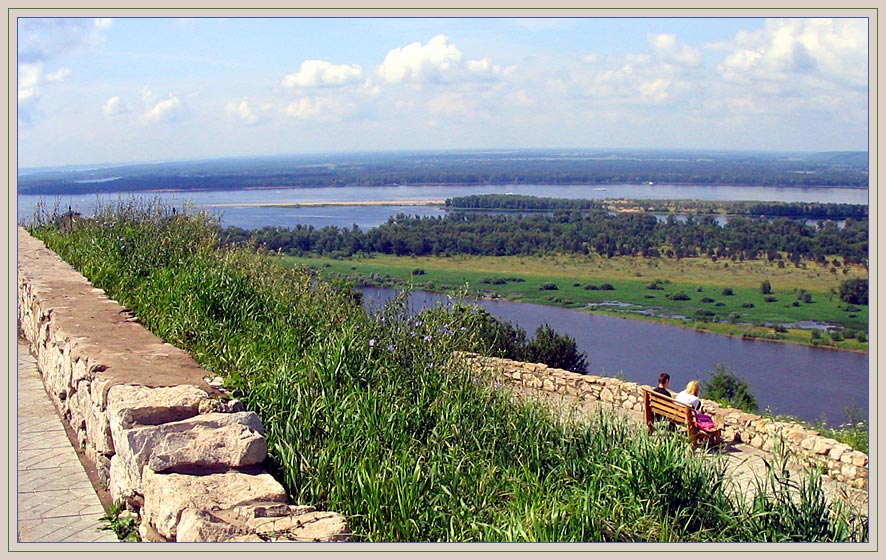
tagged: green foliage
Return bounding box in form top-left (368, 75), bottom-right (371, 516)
top-left (839, 278), bottom-right (868, 305)
top-left (100, 501), bottom-right (140, 542)
top-left (29, 201), bottom-right (867, 543)
top-left (701, 364), bottom-right (758, 413)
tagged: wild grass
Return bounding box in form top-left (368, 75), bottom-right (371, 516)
top-left (27, 198), bottom-right (867, 543)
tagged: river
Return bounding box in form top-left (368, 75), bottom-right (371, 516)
top-left (361, 288), bottom-right (869, 426)
top-left (16, 183), bottom-right (868, 230)
top-left (15, 182), bottom-right (870, 425)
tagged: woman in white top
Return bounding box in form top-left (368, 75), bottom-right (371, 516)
top-left (675, 380), bottom-right (703, 412)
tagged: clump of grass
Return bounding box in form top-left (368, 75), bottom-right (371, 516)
top-left (28, 199), bottom-right (868, 543)
top-left (99, 501), bottom-right (140, 542)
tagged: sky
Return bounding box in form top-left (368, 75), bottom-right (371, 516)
top-left (15, 14), bottom-right (871, 169)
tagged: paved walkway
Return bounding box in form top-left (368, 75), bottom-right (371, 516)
top-left (16, 340), bottom-right (118, 544)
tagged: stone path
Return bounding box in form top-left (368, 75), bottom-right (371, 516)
top-left (16, 340), bottom-right (119, 544)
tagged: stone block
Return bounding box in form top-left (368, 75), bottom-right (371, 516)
top-left (111, 411), bottom-right (266, 497)
top-left (141, 470), bottom-right (288, 540)
top-left (106, 384), bottom-right (211, 432)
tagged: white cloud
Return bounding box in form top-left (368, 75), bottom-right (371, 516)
top-left (227, 99), bottom-right (273, 125)
top-left (17, 18), bottom-right (111, 124)
top-left (102, 96), bottom-right (129, 116)
top-left (648, 33), bottom-right (702, 67)
top-left (285, 96), bottom-right (354, 122)
top-left (639, 77), bottom-right (673, 101)
top-left (717, 18), bottom-right (867, 88)
top-left (145, 94), bottom-right (183, 123)
top-left (18, 63), bottom-right (42, 102)
top-left (45, 67), bottom-right (70, 82)
top-left (18, 18), bottom-right (112, 63)
top-left (282, 59), bottom-right (364, 88)
top-left (377, 35), bottom-right (513, 84)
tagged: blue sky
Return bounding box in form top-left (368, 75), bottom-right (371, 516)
top-left (16, 15), bottom-right (870, 168)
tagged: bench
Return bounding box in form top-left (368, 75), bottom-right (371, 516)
top-left (643, 388), bottom-right (723, 448)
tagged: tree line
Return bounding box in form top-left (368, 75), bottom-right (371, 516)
top-left (220, 208), bottom-right (868, 267)
top-left (447, 195), bottom-right (868, 220)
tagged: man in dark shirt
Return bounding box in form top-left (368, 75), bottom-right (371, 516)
top-left (653, 372), bottom-right (671, 397)
top-left (652, 372), bottom-right (675, 427)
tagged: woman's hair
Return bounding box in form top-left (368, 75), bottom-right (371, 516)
top-left (685, 380), bottom-right (700, 396)
top-left (658, 372), bottom-right (670, 385)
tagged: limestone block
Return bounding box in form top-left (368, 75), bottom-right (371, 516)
top-left (542, 379), bottom-right (555, 392)
top-left (799, 435), bottom-right (817, 450)
top-left (141, 470), bottom-right (288, 540)
top-left (828, 443), bottom-right (852, 461)
top-left (812, 438), bottom-right (837, 455)
top-left (841, 463), bottom-right (858, 478)
top-left (106, 384), bottom-right (211, 433)
top-left (111, 411), bottom-right (266, 497)
top-left (205, 504), bottom-right (349, 543)
top-left (175, 509), bottom-right (241, 542)
top-left (600, 388), bottom-right (613, 403)
top-left (147, 422), bottom-right (268, 473)
top-left (851, 452), bottom-right (868, 467)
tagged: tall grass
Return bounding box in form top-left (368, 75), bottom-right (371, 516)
top-left (27, 199), bottom-right (867, 543)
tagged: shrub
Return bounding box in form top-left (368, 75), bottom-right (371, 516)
top-left (741, 302), bottom-right (755, 308)
top-left (701, 297), bottom-right (715, 303)
top-left (540, 282), bottom-right (559, 291)
top-left (839, 278), bottom-right (868, 305)
top-left (702, 364), bottom-right (758, 413)
top-left (760, 279), bottom-right (772, 295)
top-left (722, 288), bottom-right (734, 296)
top-left (600, 283), bottom-right (615, 290)
top-left (670, 292), bottom-right (690, 301)
top-left (764, 296), bottom-right (777, 302)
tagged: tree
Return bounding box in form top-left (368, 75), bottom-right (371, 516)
top-left (839, 278), bottom-right (868, 305)
top-left (523, 323), bottom-right (589, 374)
top-left (702, 363), bottom-right (758, 413)
top-left (760, 279), bottom-right (772, 295)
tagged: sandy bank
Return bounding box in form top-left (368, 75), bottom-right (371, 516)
top-left (201, 199), bottom-right (446, 208)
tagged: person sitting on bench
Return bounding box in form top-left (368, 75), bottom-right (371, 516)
top-left (675, 380), bottom-right (718, 432)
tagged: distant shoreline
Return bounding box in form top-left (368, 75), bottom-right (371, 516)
top-left (201, 199), bottom-right (446, 208)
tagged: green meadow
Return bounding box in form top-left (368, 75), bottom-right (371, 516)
top-left (284, 253), bottom-right (868, 352)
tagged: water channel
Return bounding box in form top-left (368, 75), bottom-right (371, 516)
top-left (361, 288), bottom-right (869, 426)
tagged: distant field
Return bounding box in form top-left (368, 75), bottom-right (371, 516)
top-left (283, 253), bottom-right (868, 352)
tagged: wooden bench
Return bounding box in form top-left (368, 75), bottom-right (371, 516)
top-left (643, 388), bottom-right (723, 448)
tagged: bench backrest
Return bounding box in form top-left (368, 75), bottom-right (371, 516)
top-left (643, 388), bottom-right (695, 429)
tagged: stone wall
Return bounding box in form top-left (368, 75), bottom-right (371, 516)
top-left (462, 353), bottom-right (869, 490)
top-left (16, 228), bottom-right (349, 543)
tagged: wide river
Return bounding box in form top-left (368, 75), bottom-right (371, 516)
top-left (15, 183), bottom-right (870, 425)
top-left (16, 183), bottom-right (869, 230)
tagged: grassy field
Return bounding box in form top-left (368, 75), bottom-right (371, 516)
top-left (284, 253), bottom-right (868, 352)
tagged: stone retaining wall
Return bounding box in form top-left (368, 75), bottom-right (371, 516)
top-left (462, 353), bottom-right (869, 490)
top-left (16, 228), bottom-right (349, 543)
